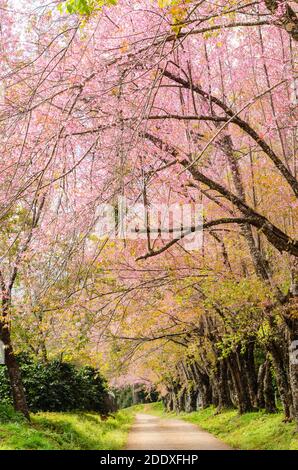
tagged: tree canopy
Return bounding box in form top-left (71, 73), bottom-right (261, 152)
top-left (0, 0), bottom-right (297, 424)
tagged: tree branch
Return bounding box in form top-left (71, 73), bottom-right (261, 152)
top-left (140, 131), bottom-right (298, 258)
top-left (162, 70), bottom-right (298, 198)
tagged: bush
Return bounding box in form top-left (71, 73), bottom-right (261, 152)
top-left (114, 384), bottom-right (159, 409)
top-left (0, 355), bottom-right (113, 414)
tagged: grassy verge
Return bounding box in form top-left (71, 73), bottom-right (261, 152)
top-left (0, 404), bottom-right (134, 450)
top-left (137, 402), bottom-right (298, 450)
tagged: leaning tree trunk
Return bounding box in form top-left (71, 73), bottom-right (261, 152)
top-left (0, 322), bottom-right (30, 420)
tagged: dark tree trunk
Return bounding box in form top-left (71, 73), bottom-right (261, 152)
top-left (286, 314), bottom-right (298, 427)
top-left (269, 338), bottom-right (293, 420)
top-left (210, 377), bottom-right (219, 409)
top-left (191, 362), bottom-right (212, 409)
top-left (198, 379), bottom-right (213, 409)
top-left (227, 350), bottom-right (254, 414)
top-left (165, 393), bottom-right (173, 412)
top-left (0, 323), bottom-right (30, 420)
top-left (243, 342), bottom-right (258, 409)
top-left (185, 387), bottom-right (198, 413)
top-left (285, 261), bottom-right (298, 426)
top-left (196, 385), bottom-right (212, 410)
top-left (0, 273), bottom-right (30, 420)
top-left (263, 357), bottom-right (277, 413)
top-left (257, 362), bottom-right (266, 409)
top-left (214, 359), bottom-right (233, 412)
top-left (177, 387), bottom-right (186, 412)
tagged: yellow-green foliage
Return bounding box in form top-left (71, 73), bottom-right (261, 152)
top-left (58, 0), bottom-right (117, 16)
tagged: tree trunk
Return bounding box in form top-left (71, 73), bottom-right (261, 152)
top-left (214, 359), bottom-right (233, 412)
top-left (243, 342), bottom-right (259, 408)
top-left (286, 312), bottom-right (298, 427)
top-left (165, 393), bottom-right (173, 412)
top-left (263, 357), bottom-right (277, 413)
top-left (286, 259), bottom-right (298, 426)
top-left (185, 387), bottom-right (198, 413)
top-left (257, 362), bottom-right (266, 409)
top-left (221, 134), bottom-right (270, 280)
top-left (269, 339), bottom-right (293, 420)
top-left (191, 362), bottom-right (212, 409)
top-left (227, 350), bottom-right (254, 413)
top-left (177, 387), bottom-right (186, 412)
top-left (0, 323), bottom-right (30, 420)
top-left (199, 379), bottom-right (213, 409)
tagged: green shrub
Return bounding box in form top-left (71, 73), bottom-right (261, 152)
top-left (0, 355), bottom-right (112, 414)
top-left (0, 403), bottom-right (26, 424)
top-left (114, 384), bottom-right (159, 409)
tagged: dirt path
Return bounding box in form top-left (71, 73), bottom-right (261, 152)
top-left (126, 413), bottom-right (232, 450)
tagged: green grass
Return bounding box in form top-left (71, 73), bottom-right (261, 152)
top-left (0, 404), bottom-right (134, 450)
top-left (137, 403), bottom-right (298, 450)
top-left (3, 401), bottom-right (298, 450)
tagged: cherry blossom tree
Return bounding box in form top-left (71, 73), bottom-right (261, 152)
top-left (0, 0), bottom-right (297, 424)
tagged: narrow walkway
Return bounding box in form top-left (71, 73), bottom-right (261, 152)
top-left (126, 413), bottom-right (232, 450)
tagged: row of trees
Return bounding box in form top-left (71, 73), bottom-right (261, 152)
top-left (161, 299), bottom-right (295, 418)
